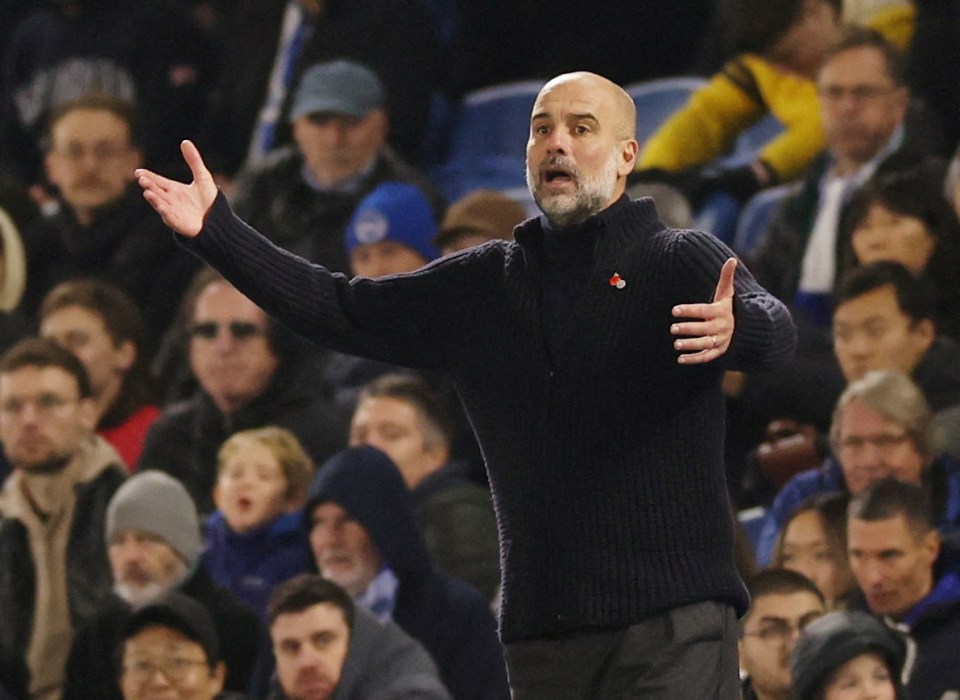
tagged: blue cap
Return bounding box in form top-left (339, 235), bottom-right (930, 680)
top-left (345, 182), bottom-right (439, 262)
top-left (289, 60), bottom-right (384, 121)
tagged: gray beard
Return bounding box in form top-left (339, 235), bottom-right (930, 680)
top-left (114, 580), bottom-right (172, 608)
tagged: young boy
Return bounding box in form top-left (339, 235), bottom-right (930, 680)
top-left (203, 426), bottom-right (315, 620)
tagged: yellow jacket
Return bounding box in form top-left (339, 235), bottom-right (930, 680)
top-left (637, 5), bottom-right (915, 181)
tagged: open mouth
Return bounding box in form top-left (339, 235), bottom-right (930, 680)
top-left (543, 167), bottom-right (574, 186)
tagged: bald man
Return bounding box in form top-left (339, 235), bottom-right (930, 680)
top-left (136, 71), bottom-right (796, 698)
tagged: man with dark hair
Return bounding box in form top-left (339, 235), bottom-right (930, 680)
top-left (40, 278), bottom-right (159, 467)
top-left (267, 573), bottom-right (450, 700)
top-left (138, 267), bottom-right (346, 513)
top-left (0, 337), bottom-right (127, 698)
top-left (118, 592), bottom-right (227, 700)
top-left (349, 373), bottom-right (500, 602)
top-left (847, 477), bottom-right (960, 699)
top-left (739, 568), bottom-right (826, 700)
top-left (20, 95), bottom-right (201, 349)
top-left (832, 262), bottom-right (960, 437)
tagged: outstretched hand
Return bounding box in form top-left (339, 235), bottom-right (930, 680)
top-left (134, 140), bottom-right (218, 238)
top-left (670, 257), bottom-right (737, 364)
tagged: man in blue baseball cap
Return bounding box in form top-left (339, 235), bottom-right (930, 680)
top-left (230, 59), bottom-right (443, 275)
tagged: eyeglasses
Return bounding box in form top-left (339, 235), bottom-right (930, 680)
top-left (0, 394), bottom-right (78, 418)
top-left (53, 142), bottom-right (131, 163)
top-left (189, 321), bottom-right (266, 341)
top-left (818, 84), bottom-right (896, 105)
top-left (123, 657), bottom-right (209, 683)
top-left (743, 614), bottom-right (822, 646)
top-left (836, 432), bottom-right (912, 453)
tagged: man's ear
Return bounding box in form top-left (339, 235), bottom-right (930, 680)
top-left (912, 318), bottom-right (935, 353)
top-left (115, 339), bottom-right (137, 373)
top-left (618, 140), bottom-right (639, 177)
top-left (78, 397), bottom-right (99, 432)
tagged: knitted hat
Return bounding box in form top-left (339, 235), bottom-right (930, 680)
top-left (791, 611), bottom-right (906, 700)
top-left (105, 471), bottom-right (202, 567)
top-left (289, 60), bottom-right (384, 121)
top-left (344, 182), bottom-right (439, 262)
top-left (122, 591), bottom-right (220, 665)
top-left (435, 190), bottom-right (526, 250)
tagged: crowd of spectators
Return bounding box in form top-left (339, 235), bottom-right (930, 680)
top-left (2, 0), bottom-right (960, 698)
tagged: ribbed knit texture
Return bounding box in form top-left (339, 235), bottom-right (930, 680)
top-left (185, 193), bottom-right (796, 642)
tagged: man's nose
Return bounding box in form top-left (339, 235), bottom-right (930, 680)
top-left (544, 127), bottom-right (570, 154)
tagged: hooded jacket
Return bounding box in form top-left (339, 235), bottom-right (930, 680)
top-left (306, 446), bottom-right (509, 700)
top-left (268, 604), bottom-right (451, 700)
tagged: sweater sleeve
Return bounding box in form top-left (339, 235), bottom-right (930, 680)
top-left (181, 193), bottom-right (480, 370)
top-left (672, 229), bottom-right (797, 372)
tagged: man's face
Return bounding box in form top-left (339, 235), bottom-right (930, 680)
top-left (818, 46), bottom-right (908, 172)
top-left (851, 203), bottom-right (936, 275)
top-left (349, 241), bottom-right (428, 279)
top-left (526, 74), bottom-right (637, 228)
top-left (832, 284), bottom-right (934, 382)
top-left (44, 108), bottom-right (142, 222)
top-left (0, 365), bottom-right (95, 472)
top-left (214, 438), bottom-right (292, 534)
top-left (292, 110), bottom-right (387, 188)
top-left (309, 502), bottom-right (381, 597)
top-left (272, 603), bottom-right (350, 700)
top-left (764, 0), bottom-right (838, 78)
top-left (848, 514), bottom-right (939, 618)
top-left (109, 530), bottom-right (189, 607)
top-left (120, 624), bottom-right (224, 700)
top-left (188, 282), bottom-right (279, 415)
top-left (739, 591), bottom-right (825, 699)
top-left (834, 398), bottom-right (926, 495)
top-left (349, 396), bottom-right (446, 488)
top-left (41, 304), bottom-right (135, 404)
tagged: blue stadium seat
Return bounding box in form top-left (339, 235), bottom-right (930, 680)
top-left (427, 81), bottom-right (542, 200)
top-left (445, 80), bottom-right (543, 163)
top-left (731, 183), bottom-right (796, 257)
top-left (625, 76), bottom-right (708, 144)
top-left (720, 113), bottom-right (785, 168)
top-left (737, 506), bottom-right (767, 555)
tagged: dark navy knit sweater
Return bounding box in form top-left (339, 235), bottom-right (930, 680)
top-left (185, 193), bottom-right (797, 643)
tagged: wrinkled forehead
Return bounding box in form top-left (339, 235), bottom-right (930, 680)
top-left (532, 73), bottom-right (629, 126)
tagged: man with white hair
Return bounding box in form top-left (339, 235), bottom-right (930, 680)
top-left (64, 471), bottom-right (265, 700)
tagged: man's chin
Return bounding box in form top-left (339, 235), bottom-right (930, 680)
top-left (114, 581), bottom-right (171, 608)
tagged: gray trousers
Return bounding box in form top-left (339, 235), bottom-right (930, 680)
top-left (503, 600), bottom-right (740, 699)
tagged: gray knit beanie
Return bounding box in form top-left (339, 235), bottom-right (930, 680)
top-left (105, 470), bottom-right (202, 567)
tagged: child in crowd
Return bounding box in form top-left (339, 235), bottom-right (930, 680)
top-left (203, 426), bottom-right (315, 620)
